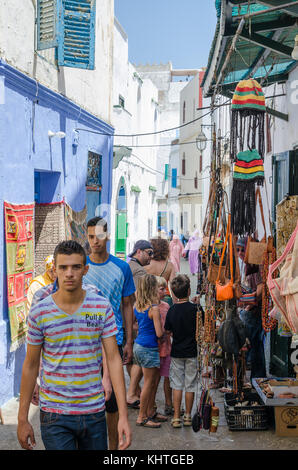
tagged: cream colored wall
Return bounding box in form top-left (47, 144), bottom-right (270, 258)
top-left (0, 0), bottom-right (114, 124)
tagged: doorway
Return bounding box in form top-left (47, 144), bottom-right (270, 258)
top-left (86, 151), bottom-right (102, 221)
top-left (115, 181), bottom-right (127, 257)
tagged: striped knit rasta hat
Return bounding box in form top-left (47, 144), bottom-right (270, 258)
top-left (231, 150), bottom-right (264, 237)
top-left (230, 79), bottom-right (266, 162)
top-left (233, 149), bottom-right (264, 185)
top-left (231, 79), bottom-right (266, 112)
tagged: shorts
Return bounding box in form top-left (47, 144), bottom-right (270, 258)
top-left (133, 342), bottom-right (160, 369)
top-left (160, 355), bottom-right (171, 378)
top-left (104, 345), bottom-right (123, 414)
top-left (169, 357), bottom-right (198, 392)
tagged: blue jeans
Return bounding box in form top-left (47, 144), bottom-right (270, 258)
top-left (40, 410), bottom-right (107, 450)
top-left (240, 307), bottom-right (266, 379)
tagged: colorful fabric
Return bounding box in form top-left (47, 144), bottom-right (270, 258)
top-left (84, 255), bottom-right (136, 345)
top-left (231, 79), bottom-right (266, 111)
top-left (26, 292), bottom-right (117, 415)
top-left (64, 203), bottom-right (87, 247)
top-left (233, 150), bottom-right (264, 182)
top-left (4, 201), bottom-right (34, 351)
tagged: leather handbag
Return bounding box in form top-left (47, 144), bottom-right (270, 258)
top-left (244, 187), bottom-right (270, 265)
top-left (216, 214), bottom-right (234, 301)
top-left (267, 219), bottom-right (298, 334)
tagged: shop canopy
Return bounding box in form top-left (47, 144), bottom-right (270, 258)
top-left (202, 0), bottom-right (298, 107)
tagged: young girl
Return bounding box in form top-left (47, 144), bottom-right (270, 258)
top-left (133, 274), bottom-right (167, 428)
top-left (155, 276), bottom-right (173, 415)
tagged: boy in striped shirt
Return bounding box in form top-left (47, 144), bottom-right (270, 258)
top-left (17, 240), bottom-right (131, 451)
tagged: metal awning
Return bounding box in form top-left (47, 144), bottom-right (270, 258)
top-left (202, 0), bottom-right (298, 99)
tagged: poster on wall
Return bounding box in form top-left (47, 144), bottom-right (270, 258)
top-left (4, 201), bottom-right (34, 351)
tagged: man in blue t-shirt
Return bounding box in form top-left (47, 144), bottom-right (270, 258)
top-left (85, 216), bottom-right (135, 450)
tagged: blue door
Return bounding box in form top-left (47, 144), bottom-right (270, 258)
top-left (86, 152), bottom-right (102, 221)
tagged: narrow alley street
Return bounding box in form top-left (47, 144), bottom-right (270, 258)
top-left (0, 260), bottom-right (297, 451)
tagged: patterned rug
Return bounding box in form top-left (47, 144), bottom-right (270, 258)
top-left (34, 201), bottom-right (65, 277)
top-left (64, 203), bottom-right (87, 248)
top-left (4, 201), bottom-right (34, 351)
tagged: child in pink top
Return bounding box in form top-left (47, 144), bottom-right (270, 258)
top-left (156, 276), bottom-right (173, 415)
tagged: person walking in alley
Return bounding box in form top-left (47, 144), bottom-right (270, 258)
top-left (169, 234), bottom-right (184, 274)
top-left (26, 255), bottom-right (56, 314)
top-left (126, 240), bottom-right (154, 408)
top-left (155, 276), bottom-right (173, 416)
top-left (133, 274), bottom-right (167, 428)
top-left (17, 240), bottom-right (131, 451)
top-left (145, 237), bottom-right (176, 306)
top-left (165, 274), bottom-right (198, 428)
top-left (85, 216), bottom-right (135, 450)
top-left (183, 229), bottom-right (202, 275)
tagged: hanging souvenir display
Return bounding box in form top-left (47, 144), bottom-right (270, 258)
top-left (230, 78), bottom-right (266, 162)
top-left (231, 149), bottom-right (265, 236)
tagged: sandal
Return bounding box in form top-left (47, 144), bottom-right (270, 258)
top-left (127, 400), bottom-right (140, 409)
top-left (183, 414), bottom-right (192, 426)
top-left (136, 418), bottom-right (161, 428)
top-left (171, 418), bottom-right (182, 428)
top-left (149, 412), bottom-right (168, 423)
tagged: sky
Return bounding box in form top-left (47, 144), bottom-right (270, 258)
top-left (114, 0), bottom-right (218, 70)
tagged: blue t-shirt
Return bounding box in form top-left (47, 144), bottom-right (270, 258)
top-left (84, 255), bottom-right (136, 345)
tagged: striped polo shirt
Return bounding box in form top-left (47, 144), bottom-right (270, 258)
top-left (27, 291), bottom-right (117, 415)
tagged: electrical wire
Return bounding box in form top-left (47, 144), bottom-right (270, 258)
top-left (75, 101), bottom-right (229, 138)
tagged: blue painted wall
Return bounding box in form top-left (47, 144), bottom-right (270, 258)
top-left (0, 60), bottom-right (114, 406)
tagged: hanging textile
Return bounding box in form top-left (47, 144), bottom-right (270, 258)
top-left (231, 149), bottom-right (264, 236)
top-left (230, 78), bottom-right (266, 162)
top-left (4, 201), bottom-right (34, 351)
top-left (64, 203), bottom-right (87, 247)
top-left (34, 201), bottom-right (65, 276)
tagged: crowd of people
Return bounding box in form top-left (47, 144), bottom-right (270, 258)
top-left (17, 219), bottom-right (201, 451)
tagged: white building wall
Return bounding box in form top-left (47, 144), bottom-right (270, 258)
top-left (0, 0), bottom-right (114, 124)
top-left (179, 72), bottom-right (204, 235)
top-left (110, 20), bottom-right (159, 256)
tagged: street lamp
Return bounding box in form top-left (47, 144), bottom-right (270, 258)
top-left (196, 126), bottom-right (207, 152)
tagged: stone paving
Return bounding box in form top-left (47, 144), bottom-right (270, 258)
top-left (0, 259), bottom-right (297, 451)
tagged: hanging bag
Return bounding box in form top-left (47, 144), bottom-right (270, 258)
top-left (207, 198), bottom-right (227, 285)
top-left (244, 187), bottom-right (271, 265)
top-left (216, 214), bottom-right (234, 301)
top-left (267, 219), bottom-right (298, 334)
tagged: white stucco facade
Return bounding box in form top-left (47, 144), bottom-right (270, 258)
top-left (0, 0), bottom-right (114, 124)
top-left (110, 19), bottom-right (159, 257)
top-left (178, 71), bottom-right (205, 236)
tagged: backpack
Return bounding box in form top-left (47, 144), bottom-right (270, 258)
top-left (217, 308), bottom-right (246, 355)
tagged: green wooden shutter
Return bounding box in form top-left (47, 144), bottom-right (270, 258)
top-left (37, 0), bottom-right (59, 50)
top-left (57, 0), bottom-right (96, 69)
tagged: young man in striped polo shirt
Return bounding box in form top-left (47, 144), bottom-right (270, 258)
top-left (17, 240), bottom-right (131, 451)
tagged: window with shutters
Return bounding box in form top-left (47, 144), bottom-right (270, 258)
top-left (182, 153), bottom-right (186, 175)
top-left (37, 0), bottom-right (96, 70)
top-left (172, 168), bottom-right (177, 188)
top-left (194, 172), bottom-right (198, 189)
